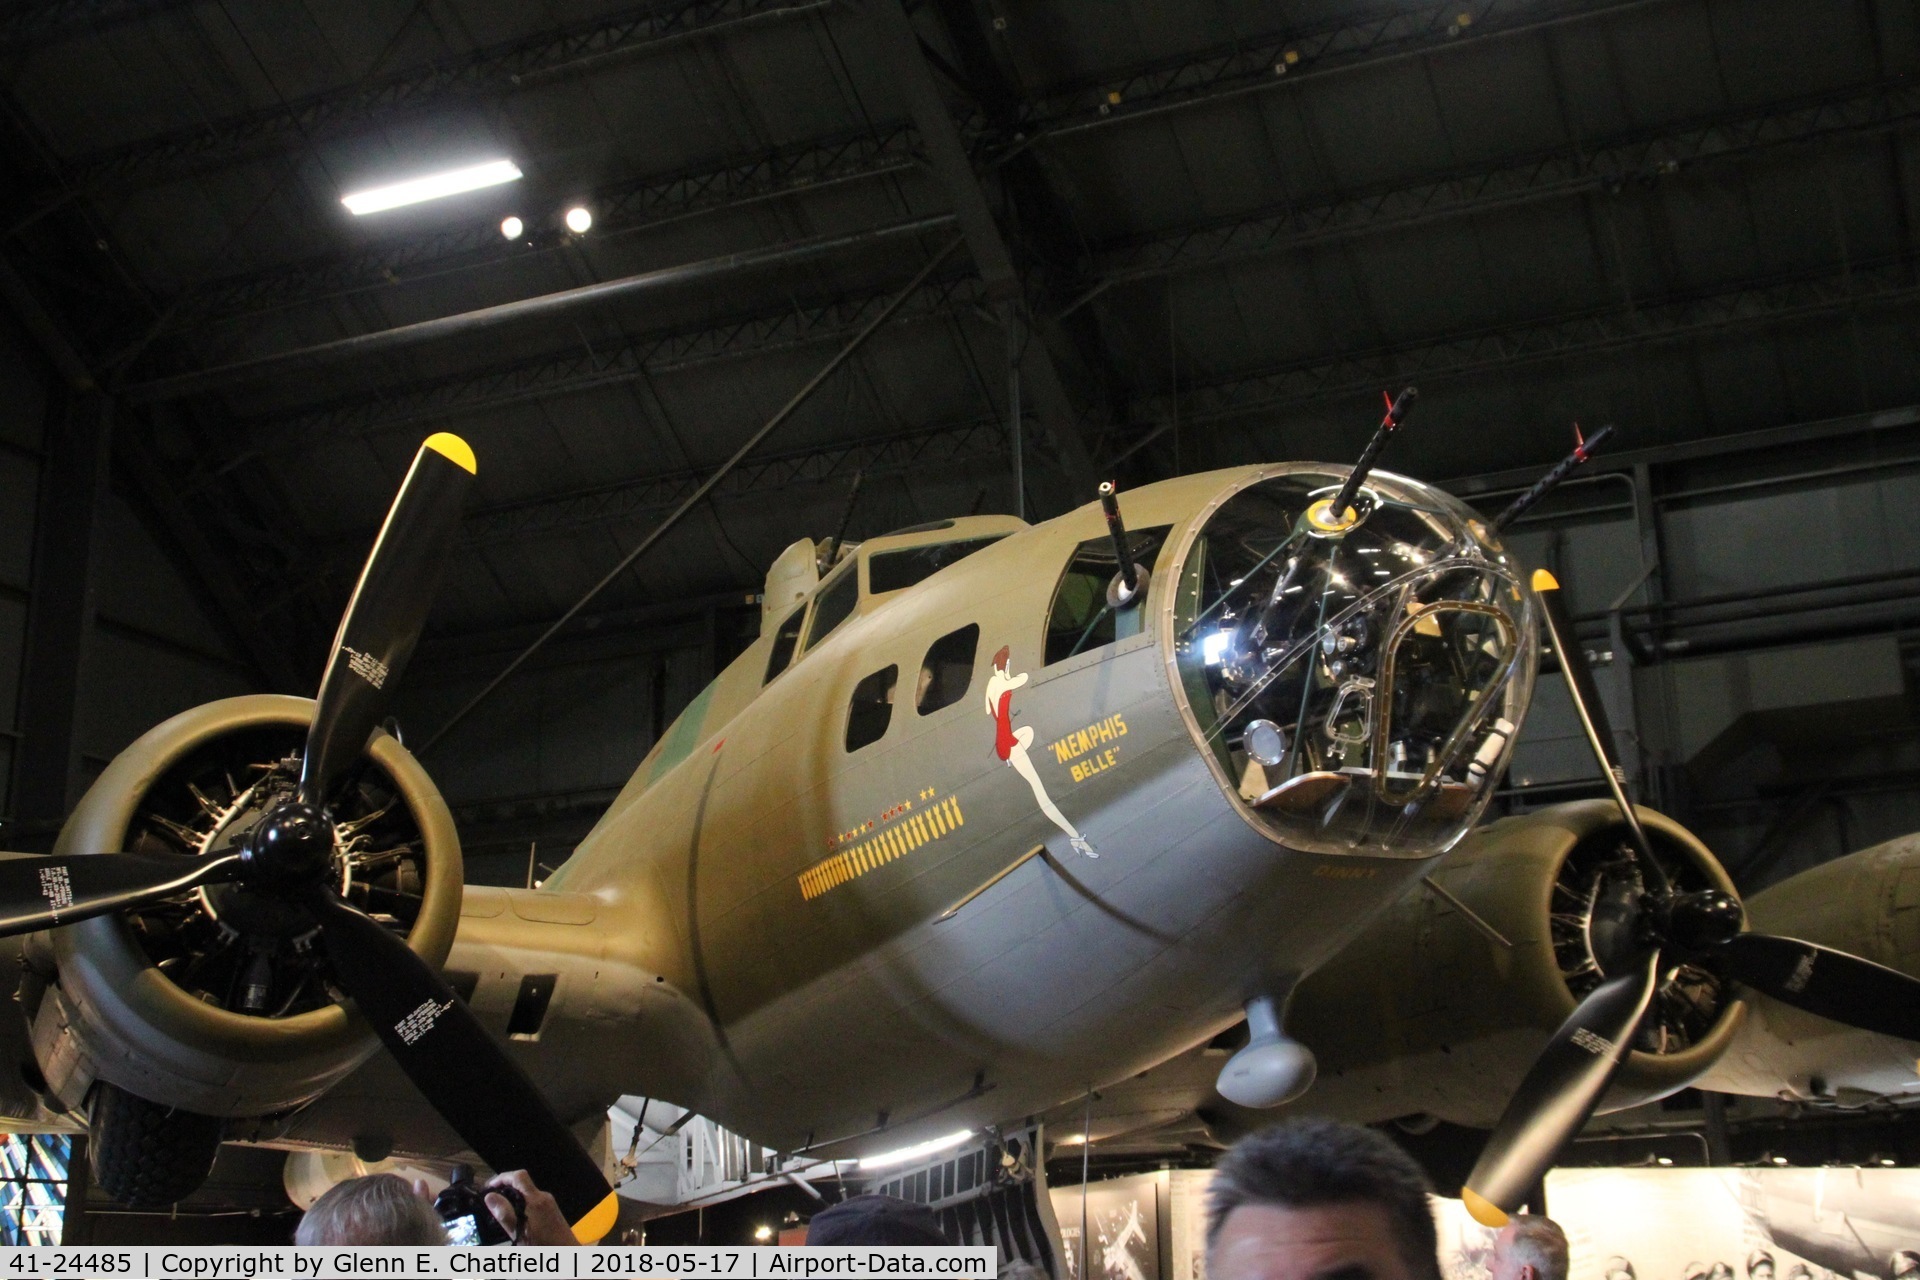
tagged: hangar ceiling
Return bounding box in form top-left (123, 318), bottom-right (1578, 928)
top-left (0, 0), bottom-right (1916, 875)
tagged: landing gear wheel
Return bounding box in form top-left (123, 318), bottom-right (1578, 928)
top-left (89, 1082), bottom-right (223, 1207)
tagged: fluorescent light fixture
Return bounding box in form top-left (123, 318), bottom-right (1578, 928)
top-left (500, 215), bottom-right (525, 240)
top-left (1202, 631), bottom-right (1231, 666)
top-left (341, 159), bottom-right (523, 216)
top-left (565, 205), bottom-right (593, 233)
top-left (858, 1130), bottom-right (972, 1170)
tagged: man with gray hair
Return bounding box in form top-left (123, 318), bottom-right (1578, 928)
top-left (295, 1174), bottom-right (448, 1246)
top-left (1487, 1215), bottom-right (1568, 1280)
top-left (1204, 1118), bottom-right (1442, 1280)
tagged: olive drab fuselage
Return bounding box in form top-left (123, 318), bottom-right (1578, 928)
top-left (404, 463), bottom-right (1537, 1157)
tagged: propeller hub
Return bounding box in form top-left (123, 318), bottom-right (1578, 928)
top-left (241, 802), bottom-right (336, 888)
top-left (1665, 889), bottom-right (1743, 953)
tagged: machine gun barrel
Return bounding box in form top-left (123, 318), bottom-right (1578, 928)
top-left (1330, 386), bottom-right (1417, 521)
top-left (1492, 424), bottom-right (1614, 532)
top-left (1099, 481), bottom-right (1137, 594)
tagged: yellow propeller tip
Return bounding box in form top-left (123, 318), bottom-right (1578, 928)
top-left (423, 432), bottom-right (477, 474)
top-left (1530, 568), bottom-right (1560, 593)
top-left (571, 1190), bottom-right (619, 1244)
top-left (1461, 1187), bottom-right (1509, 1228)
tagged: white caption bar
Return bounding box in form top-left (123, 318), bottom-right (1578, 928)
top-left (0, 1247), bottom-right (998, 1278)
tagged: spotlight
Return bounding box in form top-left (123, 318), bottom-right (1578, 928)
top-left (501, 215), bottom-right (525, 240)
top-left (1655, 1156), bottom-right (1673, 1166)
top-left (754, 1226), bottom-right (772, 1242)
top-left (1769, 1154), bottom-right (1789, 1166)
top-left (565, 205), bottom-right (593, 234)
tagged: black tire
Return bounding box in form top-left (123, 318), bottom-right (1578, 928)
top-left (89, 1082), bottom-right (223, 1207)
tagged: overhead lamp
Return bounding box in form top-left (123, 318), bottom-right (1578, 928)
top-left (341, 159), bottom-right (523, 216)
top-left (565, 205), bottom-right (593, 234)
top-left (501, 215), bottom-right (525, 240)
top-left (858, 1130), bottom-right (971, 1170)
top-left (753, 1226), bottom-right (773, 1242)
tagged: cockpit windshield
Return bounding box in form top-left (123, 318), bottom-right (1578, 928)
top-left (1169, 466), bottom-right (1537, 859)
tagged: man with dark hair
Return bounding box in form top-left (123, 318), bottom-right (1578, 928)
top-left (804, 1194), bottom-right (948, 1246)
top-left (1204, 1119), bottom-right (1441, 1280)
top-left (1488, 1215), bottom-right (1568, 1280)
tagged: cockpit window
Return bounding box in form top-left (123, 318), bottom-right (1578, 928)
top-left (763, 606), bottom-right (805, 684)
top-left (868, 537), bottom-right (1006, 594)
top-left (1044, 526), bottom-right (1172, 665)
top-left (1170, 469), bottom-right (1536, 859)
top-left (806, 566), bottom-right (859, 650)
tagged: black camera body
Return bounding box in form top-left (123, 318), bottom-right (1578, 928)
top-left (435, 1171), bottom-right (524, 1246)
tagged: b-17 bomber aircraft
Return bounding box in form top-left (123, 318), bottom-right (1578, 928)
top-left (1, 413), bottom-right (1918, 1242)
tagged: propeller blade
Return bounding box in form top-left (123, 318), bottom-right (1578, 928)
top-left (300, 434), bottom-right (475, 807)
top-left (306, 892), bottom-right (617, 1241)
top-left (0, 852), bottom-right (242, 938)
top-left (1462, 950), bottom-right (1662, 1227)
top-left (1532, 568), bottom-right (1668, 897)
top-left (1717, 933), bottom-right (1920, 1043)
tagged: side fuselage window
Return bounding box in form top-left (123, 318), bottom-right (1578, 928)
top-left (916, 624), bottom-right (979, 715)
top-left (807, 566), bottom-right (859, 650)
top-left (1044, 525), bottom-right (1173, 664)
top-left (846, 666), bottom-right (898, 751)
top-left (764, 606), bottom-right (806, 683)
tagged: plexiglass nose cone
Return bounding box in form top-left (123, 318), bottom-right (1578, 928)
top-left (1170, 466), bottom-right (1537, 859)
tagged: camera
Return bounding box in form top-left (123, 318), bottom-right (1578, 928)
top-left (435, 1168), bottom-right (525, 1246)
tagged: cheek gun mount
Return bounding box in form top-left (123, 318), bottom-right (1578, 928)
top-left (1099, 480), bottom-right (1151, 609)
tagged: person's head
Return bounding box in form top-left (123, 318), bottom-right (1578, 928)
top-left (1488, 1215), bottom-right (1568, 1280)
top-left (1784, 1266), bottom-right (1811, 1280)
top-left (296, 1174), bottom-right (447, 1246)
top-left (1746, 1252), bottom-right (1775, 1280)
top-left (1602, 1259), bottom-right (1636, 1280)
top-left (1708, 1265), bottom-right (1733, 1280)
top-left (1204, 1119), bottom-right (1440, 1280)
top-left (1890, 1252), bottom-right (1920, 1280)
top-left (804, 1195), bottom-right (947, 1246)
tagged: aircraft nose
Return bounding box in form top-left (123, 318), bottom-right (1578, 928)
top-left (1168, 465), bottom-right (1538, 859)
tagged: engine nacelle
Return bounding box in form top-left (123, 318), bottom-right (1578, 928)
top-left (22, 695), bottom-right (463, 1119)
top-left (1277, 799), bottom-right (1749, 1129)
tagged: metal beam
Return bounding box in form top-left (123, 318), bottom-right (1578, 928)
top-left (127, 214), bottom-right (956, 403)
top-left (56, 0), bottom-right (830, 191)
top-left (1113, 255), bottom-right (1920, 454)
top-left (1088, 78), bottom-right (1920, 287)
top-left (176, 125), bottom-right (922, 326)
top-left (856, 0), bottom-right (1096, 498)
top-left (204, 271), bottom-right (988, 475)
top-left (0, 0), bottom-right (192, 50)
top-left (301, 417), bottom-right (1011, 585)
top-left (460, 416), bottom-right (1012, 546)
top-left (0, 248), bottom-right (301, 692)
top-left (1000, 0), bottom-right (1667, 146)
top-left (8, 390), bottom-right (107, 825)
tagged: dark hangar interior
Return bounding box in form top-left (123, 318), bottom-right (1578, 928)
top-left (0, 0), bottom-right (1918, 1252)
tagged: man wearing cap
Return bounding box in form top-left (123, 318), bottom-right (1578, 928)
top-left (1746, 1252), bottom-right (1774, 1280)
top-left (1890, 1252), bottom-right (1920, 1280)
